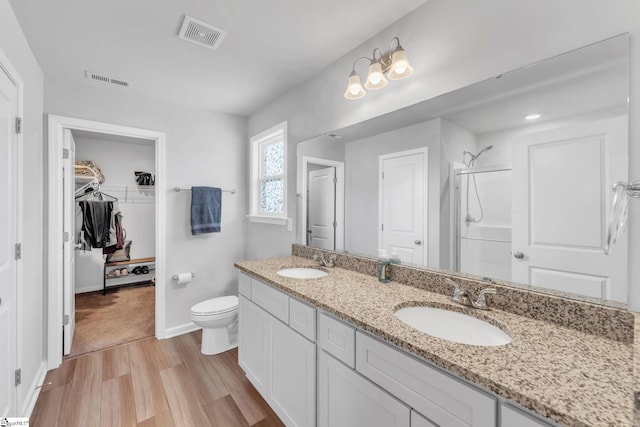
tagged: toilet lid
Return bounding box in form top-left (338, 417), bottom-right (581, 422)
top-left (191, 295), bottom-right (239, 315)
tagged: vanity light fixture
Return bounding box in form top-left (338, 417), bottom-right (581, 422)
top-left (525, 114), bottom-right (542, 120)
top-left (344, 37), bottom-right (414, 100)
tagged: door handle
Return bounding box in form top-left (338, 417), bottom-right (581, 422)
top-left (75, 243), bottom-right (83, 249)
top-left (513, 251), bottom-right (525, 259)
top-left (414, 240), bottom-right (422, 245)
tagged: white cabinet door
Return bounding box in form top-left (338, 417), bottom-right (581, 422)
top-left (268, 318), bottom-right (316, 427)
top-left (238, 295), bottom-right (269, 396)
top-left (318, 350), bottom-right (410, 427)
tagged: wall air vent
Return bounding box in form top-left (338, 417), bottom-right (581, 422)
top-left (178, 15), bottom-right (227, 51)
top-left (85, 71), bottom-right (131, 87)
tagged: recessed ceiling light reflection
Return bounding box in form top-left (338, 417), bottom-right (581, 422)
top-left (525, 114), bottom-right (541, 120)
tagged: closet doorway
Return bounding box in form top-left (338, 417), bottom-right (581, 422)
top-left (47, 115), bottom-right (166, 370)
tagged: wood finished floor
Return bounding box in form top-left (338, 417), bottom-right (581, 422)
top-left (30, 331), bottom-right (285, 427)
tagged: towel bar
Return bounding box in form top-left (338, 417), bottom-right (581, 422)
top-left (174, 187), bottom-right (236, 194)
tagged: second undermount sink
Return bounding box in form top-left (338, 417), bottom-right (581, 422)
top-left (395, 306), bottom-right (512, 346)
top-left (276, 267), bottom-right (328, 279)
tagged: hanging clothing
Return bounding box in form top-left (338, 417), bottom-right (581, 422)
top-left (102, 202), bottom-right (125, 254)
top-left (78, 200), bottom-right (113, 248)
top-left (103, 212), bottom-right (125, 254)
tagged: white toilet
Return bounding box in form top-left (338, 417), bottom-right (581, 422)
top-left (190, 295), bottom-right (239, 355)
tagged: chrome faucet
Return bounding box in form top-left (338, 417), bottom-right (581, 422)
top-left (313, 252), bottom-right (337, 268)
top-left (446, 279), bottom-right (496, 310)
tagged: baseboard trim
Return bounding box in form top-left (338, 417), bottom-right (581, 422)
top-left (75, 284), bottom-right (104, 294)
top-left (22, 361), bottom-right (47, 417)
top-left (163, 322), bottom-right (200, 339)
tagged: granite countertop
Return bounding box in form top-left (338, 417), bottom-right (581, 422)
top-left (235, 256), bottom-right (635, 427)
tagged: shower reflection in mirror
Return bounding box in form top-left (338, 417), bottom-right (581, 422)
top-left (455, 162), bottom-right (512, 282)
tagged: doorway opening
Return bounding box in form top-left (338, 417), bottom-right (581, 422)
top-left (68, 130), bottom-right (157, 357)
top-left (47, 115), bottom-right (166, 369)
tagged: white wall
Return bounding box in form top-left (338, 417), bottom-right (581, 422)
top-left (1, 0), bottom-right (45, 415)
top-left (344, 119), bottom-right (441, 265)
top-left (74, 135), bottom-right (156, 293)
top-left (247, 0), bottom-right (640, 310)
top-left (45, 78), bottom-right (247, 335)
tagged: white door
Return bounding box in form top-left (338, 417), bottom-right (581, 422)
top-left (62, 129), bottom-right (76, 355)
top-left (0, 63), bottom-right (19, 417)
top-left (308, 167), bottom-right (336, 250)
top-left (512, 116), bottom-right (628, 301)
top-left (379, 149), bottom-right (427, 265)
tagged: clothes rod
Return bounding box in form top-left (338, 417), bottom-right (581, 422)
top-left (174, 187), bottom-right (237, 194)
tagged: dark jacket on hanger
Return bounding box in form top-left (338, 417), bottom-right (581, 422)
top-left (79, 200), bottom-right (113, 248)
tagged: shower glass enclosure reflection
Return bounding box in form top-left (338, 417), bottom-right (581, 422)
top-left (454, 167), bottom-right (512, 281)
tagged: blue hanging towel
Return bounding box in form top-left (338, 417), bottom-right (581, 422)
top-left (191, 186), bottom-right (221, 235)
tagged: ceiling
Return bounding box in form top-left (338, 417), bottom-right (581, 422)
top-left (9, 0), bottom-right (428, 117)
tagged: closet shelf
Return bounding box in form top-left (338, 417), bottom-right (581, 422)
top-left (99, 184), bottom-right (155, 204)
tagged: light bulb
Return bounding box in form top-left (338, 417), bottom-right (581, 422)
top-left (344, 72), bottom-right (365, 100)
top-left (364, 61), bottom-right (388, 90)
top-left (387, 48), bottom-right (414, 80)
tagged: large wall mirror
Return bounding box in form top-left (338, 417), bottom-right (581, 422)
top-left (297, 34), bottom-right (629, 306)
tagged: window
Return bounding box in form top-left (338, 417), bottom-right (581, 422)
top-left (249, 122), bottom-right (288, 224)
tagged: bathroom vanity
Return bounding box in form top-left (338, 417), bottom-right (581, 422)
top-left (235, 249), bottom-right (636, 427)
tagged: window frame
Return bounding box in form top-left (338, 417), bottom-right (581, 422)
top-left (249, 121), bottom-right (288, 224)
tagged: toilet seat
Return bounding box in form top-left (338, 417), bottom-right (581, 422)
top-left (191, 295), bottom-right (238, 316)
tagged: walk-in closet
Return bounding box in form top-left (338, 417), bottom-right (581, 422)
top-left (70, 130), bottom-right (156, 357)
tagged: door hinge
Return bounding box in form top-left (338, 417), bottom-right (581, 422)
top-left (333, 221), bottom-right (337, 229)
top-left (15, 243), bottom-right (22, 260)
top-left (381, 171), bottom-right (384, 179)
top-left (63, 231), bottom-right (70, 243)
top-left (381, 224), bottom-right (384, 231)
top-left (15, 117), bottom-right (22, 135)
top-left (15, 369), bottom-right (21, 386)
top-left (333, 176), bottom-right (337, 184)
top-left (62, 148), bottom-right (70, 159)
top-left (63, 314), bottom-right (69, 326)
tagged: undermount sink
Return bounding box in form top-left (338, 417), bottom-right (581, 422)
top-left (276, 267), bottom-right (328, 279)
top-left (395, 306), bottom-right (512, 346)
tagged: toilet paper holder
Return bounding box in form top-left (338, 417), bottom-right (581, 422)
top-left (172, 272), bottom-right (195, 281)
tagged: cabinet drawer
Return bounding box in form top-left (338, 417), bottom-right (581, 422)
top-left (356, 332), bottom-right (496, 427)
top-left (289, 297), bottom-right (316, 341)
top-left (501, 404), bottom-right (554, 427)
top-left (238, 272), bottom-right (251, 297)
top-left (251, 279), bottom-right (289, 323)
top-left (318, 312), bottom-right (356, 368)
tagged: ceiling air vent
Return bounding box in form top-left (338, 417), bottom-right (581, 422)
top-left (85, 71), bottom-right (131, 87)
top-left (178, 15), bottom-right (227, 51)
